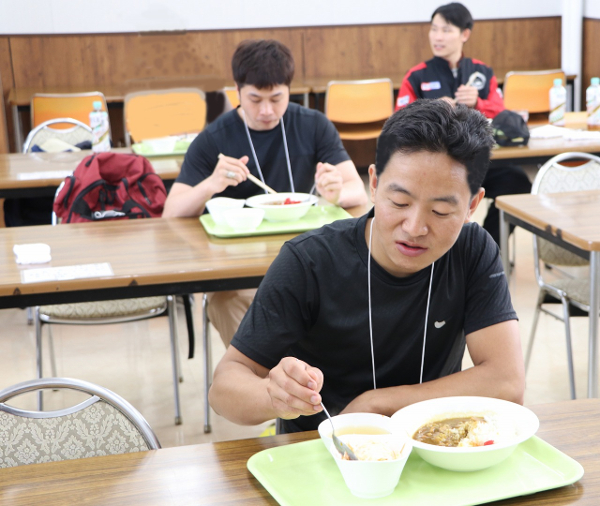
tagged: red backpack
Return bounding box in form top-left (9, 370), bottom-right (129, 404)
top-left (53, 152), bottom-right (166, 223)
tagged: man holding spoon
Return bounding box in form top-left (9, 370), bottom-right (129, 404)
top-left (209, 100), bottom-right (525, 433)
top-left (163, 39), bottom-right (367, 346)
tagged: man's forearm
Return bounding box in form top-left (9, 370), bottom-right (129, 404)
top-left (162, 180), bottom-right (218, 218)
top-left (209, 362), bottom-right (279, 425)
top-left (345, 362), bottom-right (525, 417)
top-left (337, 178), bottom-right (369, 209)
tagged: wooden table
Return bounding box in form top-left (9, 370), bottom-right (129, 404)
top-left (491, 112), bottom-right (600, 166)
top-left (0, 217), bottom-right (297, 309)
top-left (0, 148), bottom-right (183, 198)
top-left (496, 190), bottom-right (600, 397)
top-left (0, 399), bottom-right (596, 505)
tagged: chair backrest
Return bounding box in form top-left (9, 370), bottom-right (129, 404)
top-left (325, 79), bottom-right (394, 124)
top-left (31, 92), bottom-right (109, 130)
top-left (503, 69), bottom-right (566, 113)
top-left (223, 86), bottom-right (240, 109)
top-left (0, 377), bottom-right (160, 468)
top-left (124, 88), bottom-right (207, 146)
top-left (22, 118), bottom-right (92, 153)
top-left (532, 152), bottom-right (600, 267)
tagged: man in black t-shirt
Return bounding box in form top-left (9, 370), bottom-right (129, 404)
top-left (163, 40), bottom-right (367, 346)
top-left (209, 100), bottom-right (525, 433)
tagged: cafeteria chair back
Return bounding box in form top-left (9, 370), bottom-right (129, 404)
top-left (324, 79), bottom-right (394, 140)
top-left (31, 92), bottom-right (110, 131)
top-left (223, 86), bottom-right (240, 109)
top-left (123, 88), bottom-right (207, 146)
top-left (22, 118), bottom-right (92, 153)
top-left (0, 377), bottom-right (160, 468)
top-left (526, 152), bottom-right (600, 400)
top-left (503, 69), bottom-right (566, 114)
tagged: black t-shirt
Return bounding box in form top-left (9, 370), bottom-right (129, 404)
top-left (231, 211), bottom-right (517, 433)
top-left (176, 103), bottom-right (350, 199)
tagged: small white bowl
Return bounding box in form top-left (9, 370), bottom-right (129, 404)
top-left (222, 208), bottom-right (264, 232)
top-left (245, 192), bottom-right (318, 222)
top-left (317, 412), bottom-right (412, 499)
top-left (391, 396), bottom-right (539, 472)
top-left (205, 197), bottom-right (246, 225)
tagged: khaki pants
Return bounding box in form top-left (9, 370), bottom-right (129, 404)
top-left (206, 289), bottom-right (257, 347)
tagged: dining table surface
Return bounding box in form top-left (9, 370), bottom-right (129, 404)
top-left (0, 398), bottom-right (597, 505)
top-left (496, 189), bottom-right (600, 398)
top-left (0, 148), bottom-right (183, 198)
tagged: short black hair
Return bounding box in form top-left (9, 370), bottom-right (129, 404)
top-left (232, 39), bottom-right (295, 89)
top-left (375, 100), bottom-right (494, 195)
top-left (431, 2), bottom-right (473, 31)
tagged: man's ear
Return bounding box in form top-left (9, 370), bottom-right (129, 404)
top-left (368, 164), bottom-right (378, 202)
top-left (465, 187), bottom-right (485, 222)
top-left (461, 28), bottom-right (471, 44)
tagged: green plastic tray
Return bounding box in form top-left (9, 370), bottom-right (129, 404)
top-left (131, 139), bottom-right (193, 156)
top-left (247, 437), bottom-right (583, 506)
top-left (200, 205), bottom-right (353, 238)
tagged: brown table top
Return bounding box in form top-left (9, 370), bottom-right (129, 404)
top-left (496, 189), bottom-right (600, 252)
top-left (491, 112), bottom-right (600, 161)
top-left (0, 399), bottom-right (596, 505)
top-left (0, 148), bottom-right (182, 193)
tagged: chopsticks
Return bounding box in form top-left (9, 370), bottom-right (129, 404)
top-left (218, 153), bottom-right (277, 194)
top-left (247, 173), bottom-right (277, 194)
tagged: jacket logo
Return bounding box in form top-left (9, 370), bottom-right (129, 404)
top-left (434, 321), bottom-right (446, 329)
top-left (467, 72), bottom-right (487, 91)
top-left (421, 81), bottom-right (442, 91)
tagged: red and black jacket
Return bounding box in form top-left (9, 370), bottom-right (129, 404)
top-left (395, 56), bottom-right (505, 119)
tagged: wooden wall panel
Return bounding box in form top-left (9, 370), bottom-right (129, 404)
top-left (583, 18), bottom-right (600, 106)
top-left (0, 37), bottom-right (14, 153)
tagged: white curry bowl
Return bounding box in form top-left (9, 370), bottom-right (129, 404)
top-left (141, 136), bottom-right (178, 153)
top-left (222, 208), bottom-right (264, 232)
top-left (205, 197), bottom-right (246, 225)
top-left (245, 192), bottom-right (318, 222)
top-left (317, 412), bottom-right (412, 499)
top-left (391, 396), bottom-right (539, 472)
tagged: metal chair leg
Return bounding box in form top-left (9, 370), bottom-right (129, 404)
top-left (48, 326), bottom-right (58, 378)
top-left (560, 296), bottom-right (577, 400)
top-left (167, 296), bottom-right (183, 425)
top-left (27, 307), bottom-right (34, 325)
top-left (202, 293), bottom-right (212, 433)
top-left (525, 289), bottom-right (545, 373)
top-left (34, 307), bottom-right (43, 411)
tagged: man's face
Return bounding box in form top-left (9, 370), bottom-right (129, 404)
top-left (238, 84), bottom-right (290, 131)
top-left (368, 150), bottom-right (484, 278)
top-left (429, 13), bottom-right (470, 63)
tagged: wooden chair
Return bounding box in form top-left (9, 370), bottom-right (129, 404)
top-left (123, 88), bottom-right (207, 146)
top-left (503, 70), bottom-right (566, 114)
top-left (526, 152), bottom-right (600, 400)
top-left (324, 79), bottom-right (394, 140)
top-left (31, 92), bottom-right (110, 133)
top-left (0, 377), bottom-right (160, 468)
top-left (223, 86), bottom-right (240, 109)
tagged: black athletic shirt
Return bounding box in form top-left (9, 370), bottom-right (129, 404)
top-left (231, 210), bottom-right (517, 433)
top-left (176, 102), bottom-right (350, 199)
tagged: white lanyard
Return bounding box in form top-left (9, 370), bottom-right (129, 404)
top-left (367, 217), bottom-right (435, 389)
top-left (242, 110), bottom-right (295, 193)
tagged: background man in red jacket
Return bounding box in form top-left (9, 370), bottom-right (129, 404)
top-left (395, 2), bottom-right (531, 245)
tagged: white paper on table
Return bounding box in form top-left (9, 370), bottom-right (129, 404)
top-left (13, 243), bottom-right (51, 264)
top-left (529, 125), bottom-right (569, 139)
top-left (17, 170), bottom-right (73, 180)
top-left (20, 262), bottom-right (114, 284)
top-left (563, 130), bottom-right (600, 141)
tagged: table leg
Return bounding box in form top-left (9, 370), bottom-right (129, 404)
top-left (12, 104), bottom-right (23, 152)
top-left (499, 209), bottom-right (510, 277)
top-left (588, 251), bottom-right (600, 398)
top-left (303, 92), bottom-right (309, 108)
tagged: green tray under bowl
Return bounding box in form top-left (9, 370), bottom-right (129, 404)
top-left (131, 139), bottom-right (193, 156)
top-left (247, 437), bottom-right (583, 506)
top-left (200, 205), bottom-right (353, 238)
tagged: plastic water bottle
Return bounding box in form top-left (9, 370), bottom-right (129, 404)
top-left (90, 101), bottom-right (111, 152)
top-left (586, 77), bottom-right (600, 130)
top-left (549, 78), bottom-right (566, 126)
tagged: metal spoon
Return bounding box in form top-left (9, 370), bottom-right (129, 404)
top-left (321, 402), bottom-right (358, 461)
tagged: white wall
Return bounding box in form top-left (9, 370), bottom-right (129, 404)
top-left (0, 0), bottom-right (562, 35)
top-left (585, 0), bottom-right (600, 18)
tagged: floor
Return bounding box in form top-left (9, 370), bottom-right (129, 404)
top-left (0, 172), bottom-right (592, 448)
